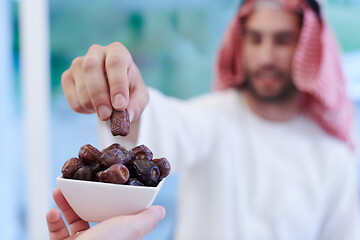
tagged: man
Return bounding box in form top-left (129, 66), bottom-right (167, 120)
top-left (60, 0), bottom-right (360, 239)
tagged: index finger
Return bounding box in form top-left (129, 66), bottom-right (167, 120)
top-left (46, 208), bottom-right (70, 240)
top-left (105, 42), bottom-right (132, 111)
top-left (52, 187), bottom-right (90, 235)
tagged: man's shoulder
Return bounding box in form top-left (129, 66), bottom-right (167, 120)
top-left (298, 113), bottom-right (354, 158)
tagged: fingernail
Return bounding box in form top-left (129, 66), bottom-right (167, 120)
top-left (98, 105), bottom-right (112, 120)
top-left (128, 109), bottom-right (134, 123)
top-left (113, 94), bottom-right (126, 109)
top-left (158, 207), bottom-right (166, 220)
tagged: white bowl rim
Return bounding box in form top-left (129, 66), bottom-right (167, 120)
top-left (56, 175), bottom-right (164, 189)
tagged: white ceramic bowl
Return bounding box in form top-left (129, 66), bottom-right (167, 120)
top-left (56, 175), bottom-right (164, 222)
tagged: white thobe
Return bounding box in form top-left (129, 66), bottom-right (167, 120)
top-left (99, 88), bottom-right (360, 240)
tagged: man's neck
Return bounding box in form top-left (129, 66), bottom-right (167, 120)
top-left (244, 90), bottom-right (304, 122)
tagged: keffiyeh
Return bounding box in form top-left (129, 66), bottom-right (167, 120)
top-left (215, 0), bottom-right (354, 148)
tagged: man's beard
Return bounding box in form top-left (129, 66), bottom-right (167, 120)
top-left (243, 67), bottom-right (299, 103)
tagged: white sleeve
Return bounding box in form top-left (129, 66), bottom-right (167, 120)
top-left (98, 88), bottom-right (217, 172)
top-left (319, 152), bottom-right (360, 240)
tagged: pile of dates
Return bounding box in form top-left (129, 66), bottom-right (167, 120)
top-left (61, 143), bottom-right (171, 187)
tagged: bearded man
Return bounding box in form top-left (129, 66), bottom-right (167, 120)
top-left (60, 0), bottom-right (360, 239)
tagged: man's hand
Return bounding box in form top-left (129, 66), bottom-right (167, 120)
top-left (61, 42), bottom-right (149, 123)
top-left (46, 187), bottom-right (166, 240)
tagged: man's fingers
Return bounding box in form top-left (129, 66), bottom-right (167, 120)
top-left (52, 188), bottom-right (90, 235)
top-left (63, 43), bottom-right (144, 122)
top-left (46, 208), bottom-right (70, 240)
top-left (82, 44), bottom-right (113, 121)
top-left (72, 58), bottom-right (95, 113)
top-left (105, 42), bottom-right (132, 111)
top-left (61, 69), bottom-right (89, 114)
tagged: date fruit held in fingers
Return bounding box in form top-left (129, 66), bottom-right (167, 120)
top-left (110, 109), bottom-right (130, 136)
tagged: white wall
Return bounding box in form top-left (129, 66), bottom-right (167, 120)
top-left (0, 0), bottom-right (23, 239)
top-left (19, 0), bottom-right (51, 239)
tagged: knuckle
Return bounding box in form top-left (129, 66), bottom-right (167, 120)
top-left (88, 44), bottom-right (102, 52)
top-left (108, 42), bottom-right (132, 59)
top-left (71, 57), bottom-right (83, 67)
top-left (71, 103), bottom-right (84, 113)
top-left (79, 98), bottom-right (94, 111)
top-left (89, 89), bottom-right (106, 101)
top-left (82, 57), bottom-right (100, 73)
top-left (106, 56), bottom-right (124, 69)
top-left (111, 80), bottom-right (127, 90)
top-left (108, 41), bottom-right (123, 49)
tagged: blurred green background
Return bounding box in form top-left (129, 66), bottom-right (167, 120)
top-left (10, 0), bottom-right (360, 100)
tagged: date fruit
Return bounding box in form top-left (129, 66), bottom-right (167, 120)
top-left (101, 143), bottom-right (122, 154)
top-left (97, 164), bottom-right (129, 184)
top-left (128, 159), bottom-right (160, 187)
top-left (78, 144), bottom-right (101, 165)
top-left (127, 178), bottom-right (145, 186)
top-left (110, 109), bottom-right (130, 136)
top-left (131, 144), bottom-right (153, 161)
top-left (61, 143), bottom-right (170, 187)
top-left (100, 147), bottom-right (131, 167)
top-left (73, 166), bottom-right (95, 181)
top-left (151, 158), bottom-right (171, 180)
top-left (62, 157), bottom-right (83, 179)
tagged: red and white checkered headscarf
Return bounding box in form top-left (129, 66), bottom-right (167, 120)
top-left (215, 0), bottom-right (354, 148)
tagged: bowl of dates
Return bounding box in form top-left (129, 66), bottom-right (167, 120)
top-left (57, 143), bottom-right (171, 222)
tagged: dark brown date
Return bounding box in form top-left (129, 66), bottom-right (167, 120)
top-left (78, 144), bottom-right (101, 165)
top-left (128, 159), bottom-right (160, 186)
top-left (97, 164), bottom-right (129, 184)
top-left (127, 178), bottom-right (145, 186)
top-left (101, 143), bottom-right (122, 154)
top-left (131, 145), bottom-right (153, 161)
top-left (73, 166), bottom-right (95, 181)
top-left (61, 143), bottom-right (170, 187)
top-left (62, 157), bottom-right (83, 179)
top-left (151, 158), bottom-right (171, 180)
top-left (110, 109), bottom-right (130, 136)
top-left (100, 148), bottom-right (131, 168)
